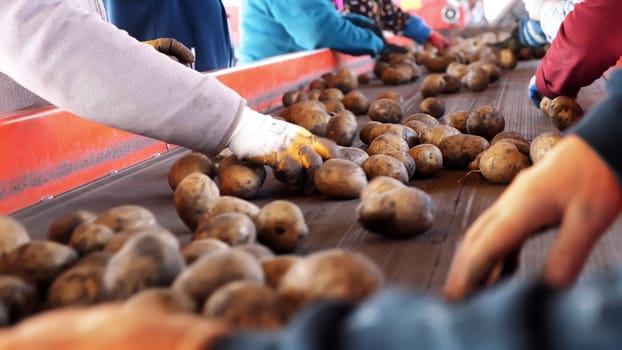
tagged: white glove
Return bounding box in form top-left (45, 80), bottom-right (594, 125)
top-left (522, 0), bottom-right (549, 20)
top-left (227, 107), bottom-right (336, 190)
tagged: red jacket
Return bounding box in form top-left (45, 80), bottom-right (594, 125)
top-left (536, 0), bottom-right (622, 98)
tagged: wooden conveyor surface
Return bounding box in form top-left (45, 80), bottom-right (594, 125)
top-left (12, 60), bottom-right (615, 292)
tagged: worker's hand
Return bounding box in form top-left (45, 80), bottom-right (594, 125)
top-left (444, 135), bottom-right (622, 301)
top-left (528, 75), bottom-right (543, 108)
top-left (0, 303), bottom-right (228, 350)
top-left (381, 43), bottom-right (409, 56)
top-left (144, 38), bottom-right (195, 67)
top-left (522, 0), bottom-right (546, 20)
top-left (343, 13), bottom-right (385, 40)
top-left (427, 31), bottom-right (450, 50)
top-left (228, 107), bottom-right (337, 192)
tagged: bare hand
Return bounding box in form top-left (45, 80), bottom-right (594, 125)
top-left (144, 38), bottom-right (195, 67)
top-left (0, 304), bottom-right (228, 350)
top-left (444, 135), bottom-right (622, 300)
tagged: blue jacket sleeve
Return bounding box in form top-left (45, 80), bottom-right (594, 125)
top-left (215, 267), bottom-right (622, 350)
top-left (403, 16), bottom-right (432, 44)
top-left (571, 69), bottom-right (622, 186)
top-left (267, 0), bottom-right (385, 56)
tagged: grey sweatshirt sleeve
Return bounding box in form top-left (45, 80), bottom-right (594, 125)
top-left (0, 0), bottom-right (245, 154)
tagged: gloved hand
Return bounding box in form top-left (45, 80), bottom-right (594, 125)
top-left (427, 31), bottom-right (450, 50)
top-left (381, 43), bottom-right (409, 56)
top-left (343, 13), bottom-right (384, 40)
top-left (528, 75), bottom-right (543, 108)
top-left (523, 0), bottom-right (545, 20)
top-left (144, 38), bottom-right (195, 67)
top-left (227, 107), bottom-right (337, 191)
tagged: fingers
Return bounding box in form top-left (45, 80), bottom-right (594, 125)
top-left (272, 154), bottom-right (306, 191)
top-left (444, 171), bottom-right (562, 301)
top-left (166, 39), bottom-right (196, 65)
top-left (297, 144), bottom-right (323, 194)
top-left (292, 133), bottom-right (337, 160)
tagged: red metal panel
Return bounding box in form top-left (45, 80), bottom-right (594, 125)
top-left (0, 49), bottom-right (374, 215)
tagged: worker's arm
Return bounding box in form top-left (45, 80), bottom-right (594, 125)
top-left (535, 0), bottom-right (622, 98)
top-left (0, 0), bottom-right (245, 154)
top-left (267, 0), bottom-right (384, 56)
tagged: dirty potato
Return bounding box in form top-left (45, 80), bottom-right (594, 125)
top-left (368, 98), bottom-right (403, 123)
top-left (47, 265), bottom-right (106, 308)
top-left (368, 133), bottom-right (410, 155)
top-left (181, 239), bottom-right (230, 265)
top-left (167, 153), bottom-right (216, 191)
top-left (466, 105), bottom-right (505, 140)
top-left (47, 210), bottom-right (96, 244)
top-left (420, 125), bottom-right (461, 147)
top-left (342, 90), bottom-right (370, 115)
top-left (530, 132), bottom-right (563, 164)
top-left (282, 90), bottom-right (308, 107)
top-left (403, 113), bottom-right (440, 128)
top-left (376, 91), bottom-right (404, 103)
top-left (359, 121), bottom-right (383, 144)
top-left (461, 67), bottom-right (490, 92)
top-left (218, 156), bottom-right (266, 199)
top-left (0, 217), bottom-right (29, 257)
top-left (408, 144), bottom-right (443, 177)
top-left (479, 142), bottom-right (531, 184)
top-left (124, 288), bottom-right (195, 314)
top-left (261, 255), bottom-right (302, 289)
top-left (68, 223), bottom-right (115, 255)
top-left (0, 275), bottom-right (38, 324)
top-left (174, 172), bottom-right (220, 231)
top-left (199, 196), bottom-right (260, 225)
top-left (94, 205), bottom-right (157, 232)
top-left (335, 146), bottom-right (370, 166)
top-left (255, 201), bottom-right (308, 254)
top-left (548, 96), bottom-right (584, 130)
top-left (326, 110), bottom-right (358, 146)
top-left (419, 97), bottom-right (445, 118)
top-left (193, 213), bottom-right (256, 246)
top-left (314, 159), bottom-right (368, 199)
top-left (386, 151), bottom-right (416, 179)
top-left (442, 111), bottom-right (470, 133)
top-left (420, 74), bottom-right (446, 98)
top-left (234, 244), bottom-right (276, 262)
top-left (362, 154), bottom-right (409, 183)
top-left (439, 134), bottom-right (490, 169)
top-left (490, 131), bottom-right (530, 155)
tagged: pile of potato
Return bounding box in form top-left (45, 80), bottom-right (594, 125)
top-left (0, 212), bottom-right (384, 330)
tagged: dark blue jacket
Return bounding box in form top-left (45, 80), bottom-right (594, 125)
top-left (237, 0), bottom-right (384, 64)
top-left (104, 0), bottom-right (234, 72)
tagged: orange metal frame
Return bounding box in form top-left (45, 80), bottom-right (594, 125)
top-left (0, 46), bottom-right (391, 215)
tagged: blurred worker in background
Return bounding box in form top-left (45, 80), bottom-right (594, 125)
top-left (237, 0), bottom-right (404, 64)
top-left (103, 0), bottom-right (235, 71)
top-left (342, 0), bottom-right (450, 50)
top-left (2, 0), bottom-right (332, 196)
top-left (525, 0), bottom-right (622, 107)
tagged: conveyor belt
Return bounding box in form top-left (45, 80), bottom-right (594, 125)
top-left (12, 60), bottom-right (614, 292)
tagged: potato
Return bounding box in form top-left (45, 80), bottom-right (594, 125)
top-left (319, 88), bottom-right (344, 102)
top-left (442, 74), bottom-right (462, 93)
top-left (204, 281), bottom-right (282, 329)
top-left (480, 62), bottom-right (501, 82)
top-left (282, 90), bottom-right (308, 107)
top-left (358, 73), bottom-right (371, 85)
top-left (335, 146), bottom-right (369, 166)
top-left (0, 275), bottom-right (38, 324)
top-left (94, 205), bottom-right (157, 232)
top-left (420, 74), bottom-right (446, 98)
top-left (419, 52), bottom-right (456, 72)
top-left (199, 196), bottom-right (260, 226)
top-left (330, 67), bottom-right (358, 93)
top-left (404, 120), bottom-right (430, 136)
top-left (47, 210), bottom-right (96, 244)
top-left (442, 111), bottom-right (470, 133)
top-left (360, 176), bottom-right (405, 201)
top-left (182, 239), bottom-right (230, 265)
top-left (234, 244), bottom-right (275, 261)
top-left (261, 255), bottom-right (301, 289)
top-left (367, 124), bottom-right (418, 147)
top-left (314, 159), bottom-right (368, 198)
top-left (103, 233), bottom-right (134, 253)
top-left (73, 251), bottom-right (112, 269)
top-left (548, 96), bottom-right (584, 130)
top-left (386, 151), bottom-right (416, 179)
top-left (282, 100), bottom-right (326, 122)
top-left (439, 134), bottom-right (490, 169)
top-left (368, 133), bottom-right (409, 155)
top-left (193, 213), bottom-right (256, 246)
top-left (380, 67), bottom-right (411, 85)
top-left (307, 89), bottom-right (322, 101)
top-left (278, 249), bottom-right (383, 318)
top-left (359, 121), bottom-right (383, 144)
top-left (218, 156), bottom-right (266, 199)
top-left (446, 62), bottom-right (468, 80)
top-left (530, 132), bottom-right (563, 164)
top-left (326, 110), bottom-right (358, 146)
top-left (419, 97), bottom-right (445, 118)
top-left (0, 217), bottom-right (29, 257)
top-left (256, 201), bottom-right (308, 254)
top-left (403, 113), bottom-right (440, 128)
top-left (124, 288), bottom-right (195, 314)
top-left (374, 61), bottom-right (391, 78)
top-left (498, 48), bottom-right (518, 69)
top-left (104, 233), bottom-right (184, 300)
top-left (540, 96), bottom-right (553, 116)
top-left (466, 105), bottom-right (505, 140)
top-left (168, 153), bottom-right (216, 191)
top-left (342, 90), bottom-right (370, 115)
top-left (357, 186), bottom-right (435, 238)
top-left (479, 142), bottom-right (531, 184)
top-left (172, 250), bottom-right (264, 311)
top-left (408, 144), bottom-right (443, 177)
top-left (468, 152), bottom-right (484, 171)
top-left (47, 265), bottom-right (106, 308)
top-left (0, 241), bottom-right (78, 289)
top-left (174, 172), bottom-right (220, 231)
top-left (461, 67), bottom-right (489, 92)
top-left (322, 99), bottom-right (346, 114)
top-left (420, 125), bottom-right (461, 147)
top-left (69, 223), bottom-right (114, 255)
top-left (368, 98), bottom-right (403, 123)
top-left (491, 131), bottom-right (530, 155)
top-left (308, 78), bottom-right (326, 90)
top-left (376, 91), bottom-right (403, 103)
top-left (285, 100), bottom-right (331, 136)
top-left (362, 154), bottom-right (409, 183)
